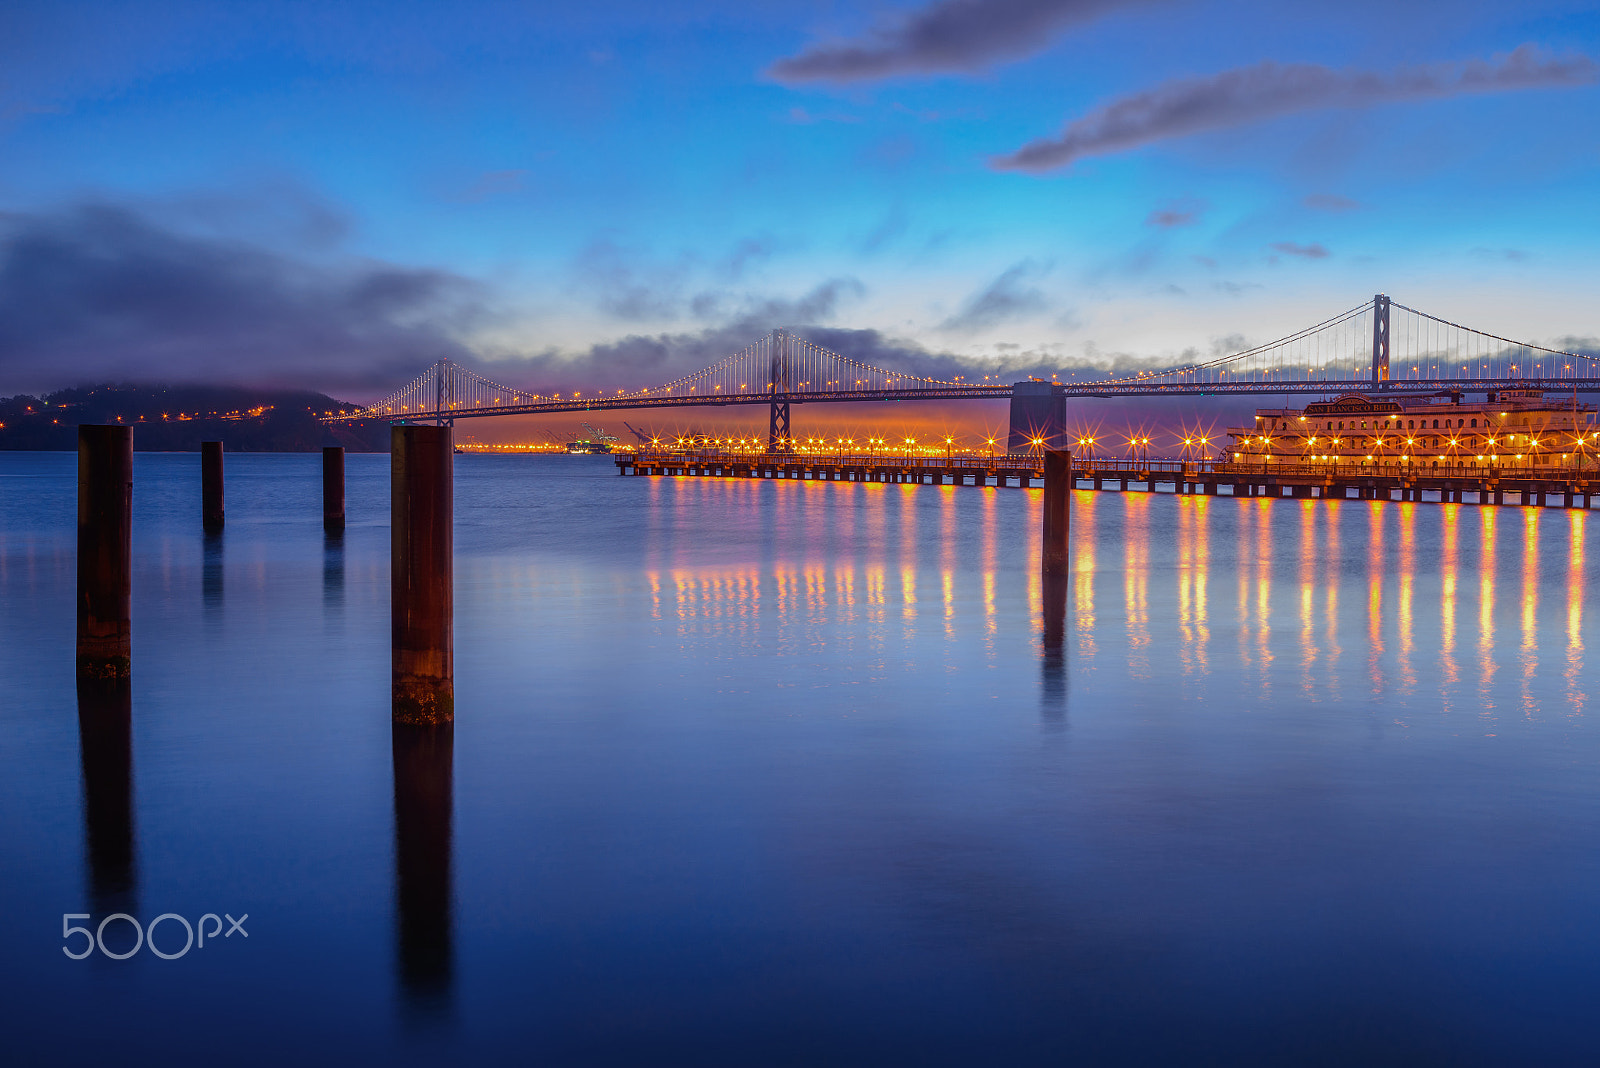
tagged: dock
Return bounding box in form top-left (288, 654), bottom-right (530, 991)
top-left (616, 452), bottom-right (1600, 508)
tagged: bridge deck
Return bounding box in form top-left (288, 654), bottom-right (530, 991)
top-left (615, 452), bottom-right (1600, 507)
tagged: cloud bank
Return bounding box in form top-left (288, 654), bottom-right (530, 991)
top-left (768, 0), bottom-right (1145, 83)
top-left (0, 201), bottom-right (483, 395)
top-left (994, 44), bottom-right (1599, 172)
top-left (0, 196), bottom-right (1279, 406)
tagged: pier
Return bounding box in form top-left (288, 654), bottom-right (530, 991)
top-left (615, 451), bottom-right (1600, 508)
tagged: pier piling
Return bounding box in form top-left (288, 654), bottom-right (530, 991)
top-left (392, 425), bottom-right (453, 725)
top-left (1042, 450), bottom-right (1072, 576)
top-left (323, 446), bottom-right (346, 533)
top-left (77, 425), bottom-right (133, 680)
top-left (201, 440), bottom-right (225, 532)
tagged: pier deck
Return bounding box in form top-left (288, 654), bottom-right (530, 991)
top-left (615, 452), bottom-right (1600, 508)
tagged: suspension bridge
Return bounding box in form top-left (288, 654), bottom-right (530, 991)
top-left (325, 295), bottom-right (1598, 448)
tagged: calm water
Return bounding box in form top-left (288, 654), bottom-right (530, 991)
top-left (3, 451), bottom-right (1599, 1065)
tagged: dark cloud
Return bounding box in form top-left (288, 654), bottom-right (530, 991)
top-left (768, 0), bottom-right (1145, 83)
top-left (1145, 197), bottom-right (1205, 227)
top-left (940, 261), bottom-right (1051, 332)
top-left (994, 44), bottom-right (1599, 172)
top-left (1551, 336), bottom-right (1600, 359)
top-left (1270, 241), bottom-right (1330, 259)
top-left (1303, 192), bottom-right (1361, 212)
top-left (0, 201), bottom-right (482, 395)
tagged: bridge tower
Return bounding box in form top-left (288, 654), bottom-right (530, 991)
top-left (432, 359), bottom-right (455, 426)
top-left (768, 331), bottom-right (792, 452)
top-left (1007, 380), bottom-right (1068, 454)
top-left (1370, 293), bottom-right (1390, 389)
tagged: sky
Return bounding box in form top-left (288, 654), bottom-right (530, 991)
top-left (1, 0), bottom-right (1597, 439)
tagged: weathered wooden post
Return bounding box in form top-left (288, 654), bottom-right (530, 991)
top-left (392, 425), bottom-right (453, 725)
top-left (201, 440), bottom-right (224, 532)
top-left (77, 425), bottom-right (132, 680)
top-left (1042, 450), bottom-right (1072, 576)
top-left (323, 446), bottom-right (346, 533)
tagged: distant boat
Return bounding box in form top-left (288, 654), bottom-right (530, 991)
top-left (567, 422), bottom-right (618, 453)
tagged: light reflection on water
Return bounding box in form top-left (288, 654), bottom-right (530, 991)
top-left (4, 452), bottom-right (1600, 1064)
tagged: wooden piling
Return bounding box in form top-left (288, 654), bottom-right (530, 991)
top-left (1042, 450), bottom-right (1072, 576)
top-left (392, 425), bottom-right (453, 725)
top-left (77, 425), bottom-right (133, 680)
top-left (323, 446), bottom-right (346, 533)
top-left (201, 441), bottom-right (224, 532)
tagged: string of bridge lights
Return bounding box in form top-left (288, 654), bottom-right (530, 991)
top-left (341, 299), bottom-right (1600, 422)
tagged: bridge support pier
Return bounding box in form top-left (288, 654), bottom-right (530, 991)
top-left (392, 425), bottom-right (453, 726)
top-left (77, 425), bottom-right (133, 680)
top-left (323, 446), bottom-right (345, 532)
top-left (202, 440), bottom-right (225, 533)
top-left (1042, 452), bottom-right (1072, 577)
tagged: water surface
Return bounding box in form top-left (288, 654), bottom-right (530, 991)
top-left (2, 452), bottom-right (1598, 1065)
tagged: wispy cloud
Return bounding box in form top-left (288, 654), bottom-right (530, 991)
top-left (1270, 241), bottom-right (1330, 259)
top-left (993, 44), bottom-right (1599, 172)
top-left (768, 0), bottom-right (1148, 83)
top-left (1470, 246), bottom-right (1528, 261)
top-left (1303, 192), bottom-right (1361, 212)
top-left (940, 261), bottom-right (1051, 332)
top-left (454, 169), bottom-right (528, 203)
top-left (1146, 197), bottom-right (1205, 228)
top-left (785, 105), bottom-right (862, 125)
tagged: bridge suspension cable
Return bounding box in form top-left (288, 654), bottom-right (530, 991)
top-left (345, 358), bottom-right (556, 420)
top-left (1385, 300), bottom-right (1598, 384)
top-left (609, 329), bottom-right (961, 403)
top-left (1101, 296), bottom-right (1599, 391)
top-left (329, 296), bottom-right (1600, 424)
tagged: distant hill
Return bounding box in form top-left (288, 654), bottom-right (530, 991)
top-left (0, 384), bottom-right (389, 452)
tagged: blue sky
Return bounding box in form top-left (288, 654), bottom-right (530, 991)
top-left (1, 0), bottom-right (1597, 402)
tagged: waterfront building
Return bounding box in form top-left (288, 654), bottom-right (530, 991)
top-left (1225, 391), bottom-right (1597, 469)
